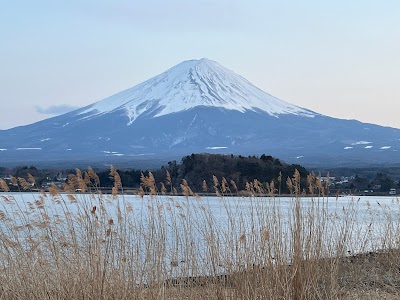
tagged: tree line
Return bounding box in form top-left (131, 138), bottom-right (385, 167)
top-left (2, 154), bottom-right (399, 194)
top-left (0, 154), bottom-right (308, 194)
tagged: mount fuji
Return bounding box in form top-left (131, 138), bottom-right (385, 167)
top-left (0, 58), bottom-right (399, 167)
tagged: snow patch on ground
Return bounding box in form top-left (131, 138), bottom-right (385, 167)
top-left (102, 150), bottom-right (123, 156)
top-left (16, 148), bottom-right (42, 150)
top-left (351, 141), bottom-right (372, 145)
top-left (206, 146), bottom-right (228, 150)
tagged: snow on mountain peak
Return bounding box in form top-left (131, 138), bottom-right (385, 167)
top-left (77, 58), bottom-right (316, 123)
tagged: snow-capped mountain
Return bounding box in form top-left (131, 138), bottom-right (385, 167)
top-left (77, 58), bottom-right (315, 124)
top-left (0, 58), bottom-right (399, 167)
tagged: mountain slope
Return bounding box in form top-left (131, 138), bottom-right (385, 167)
top-left (0, 58), bottom-right (399, 167)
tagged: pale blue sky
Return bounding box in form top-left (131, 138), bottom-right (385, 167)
top-left (1, 0), bottom-right (399, 129)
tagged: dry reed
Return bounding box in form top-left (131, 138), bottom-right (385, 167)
top-left (0, 167), bottom-right (398, 299)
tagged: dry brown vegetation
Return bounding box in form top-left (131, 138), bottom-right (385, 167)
top-left (0, 168), bottom-right (399, 299)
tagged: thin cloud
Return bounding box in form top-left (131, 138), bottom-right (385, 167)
top-left (36, 104), bottom-right (80, 115)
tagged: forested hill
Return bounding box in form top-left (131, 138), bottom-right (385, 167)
top-left (171, 154), bottom-right (308, 192)
top-left (95, 153), bottom-right (309, 193)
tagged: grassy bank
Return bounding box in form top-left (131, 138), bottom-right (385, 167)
top-left (0, 168), bottom-right (399, 299)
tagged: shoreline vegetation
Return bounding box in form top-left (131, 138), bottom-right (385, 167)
top-left (2, 154), bottom-right (400, 197)
top-left (0, 167), bottom-right (400, 299)
top-left (2, 188), bottom-right (396, 198)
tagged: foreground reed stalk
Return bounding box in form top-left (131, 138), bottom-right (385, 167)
top-left (0, 168), bottom-right (399, 299)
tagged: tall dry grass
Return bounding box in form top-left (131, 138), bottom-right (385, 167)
top-left (0, 168), bottom-right (399, 299)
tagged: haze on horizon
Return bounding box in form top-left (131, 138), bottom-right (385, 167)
top-left (1, 1), bottom-right (399, 130)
